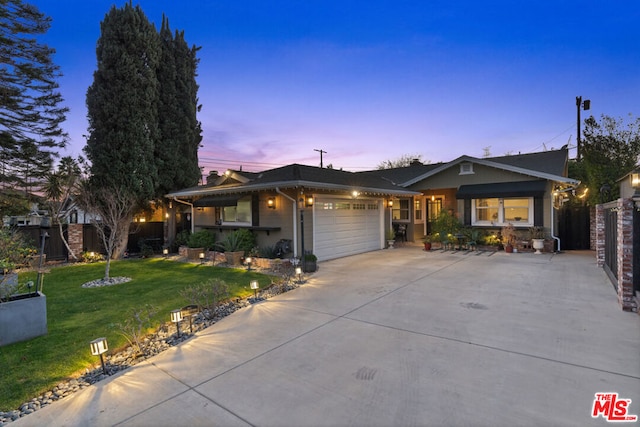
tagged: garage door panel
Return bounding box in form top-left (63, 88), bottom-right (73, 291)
top-left (314, 198), bottom-right (382, 261)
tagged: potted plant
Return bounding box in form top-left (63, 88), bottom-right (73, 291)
top-left (386, 228), bottom-right (396, 249)
top-left (422, 235), bottom-right (433, 251)
top-left (302, 252), bottom-right (317, 273)
top-left (501, 223), bottom-right (516, 253)
top-left (529, 226), bottom-right (546, 254)
top-left (0, 228), bottom-right (47, 346)
top-left (186, 229), bottom-right (216, 260)
top-left (216, 229), bottom-right (256, 266)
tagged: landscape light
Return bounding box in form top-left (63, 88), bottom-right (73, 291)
top-left (90, 337), bottom-right (109, 375)
top-left (171, 309), bottom-right (183, 337)
top-left (250, 280), bottom-right (259, 299)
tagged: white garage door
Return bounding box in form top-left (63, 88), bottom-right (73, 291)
top-left (313, 198), bottom-right (383, 261)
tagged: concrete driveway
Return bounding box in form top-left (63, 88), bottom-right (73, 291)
top-left (12, 248), bottom-right (640, 427)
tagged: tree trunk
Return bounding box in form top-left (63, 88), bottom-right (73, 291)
top-left (112, 220), bottom-right (131, 259)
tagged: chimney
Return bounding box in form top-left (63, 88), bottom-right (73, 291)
top-left (206, 171), bottom-right (219, 185)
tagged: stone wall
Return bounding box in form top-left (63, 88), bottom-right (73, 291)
top-left (595, 199), bottom-right (637, 312)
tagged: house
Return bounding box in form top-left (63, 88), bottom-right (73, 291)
top-left (166, 164), bottom-right (419, 260)
top-left (166, 148), bottom-right (578, 261)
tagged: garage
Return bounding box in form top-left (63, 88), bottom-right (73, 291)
top-left (313, 197), bottom-right (384, 261)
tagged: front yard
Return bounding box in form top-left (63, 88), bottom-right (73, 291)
top-left (0, 258), bottom-right (271, 411)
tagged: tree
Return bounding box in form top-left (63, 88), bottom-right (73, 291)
top-left (156, 16), bottom-right (202, 195)
top-left (578, 114), bottom-right (640, 204)
top-left (79, 184), bottom-right (136, 280)
top-left (84, 3), bottom-right (161, 257)
top-left (42, 156), bottom-right (81, 260)
top-left (377, 154), bottom-right (426, 169)
top-left (0, 0), bottom-right (68, 192)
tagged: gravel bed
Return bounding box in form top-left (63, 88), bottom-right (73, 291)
top-left (0, 277), bottom-right (302, 425)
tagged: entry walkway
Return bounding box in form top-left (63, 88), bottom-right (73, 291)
top-left (12, 249), bottom-right (640, 426)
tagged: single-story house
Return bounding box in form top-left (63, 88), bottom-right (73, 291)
top-left (166, 148), bottom-right (578, 261)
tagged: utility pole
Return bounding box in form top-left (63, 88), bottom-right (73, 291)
top-left (314, 149), bottom-right (327, 168)
top-left (576, 96), bottom-right (591, 161)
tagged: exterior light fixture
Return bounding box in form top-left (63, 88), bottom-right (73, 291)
top-left (267, 197), bottom-right (276, 209)
top-left (245, 257), bottom-right (252, 271)
top-left (352, 191), bottom-right (360, 198)
top-left (163, 248), bottom-right (169, 257)
top-left (90, 337), bottom-right (109, 375)
top-left (250, 280), bottom-right (259, 299)
top-left (199, 252), bottom-right (205, 264)
top-left (171, 309), bottom-right (183, 337)
top-left (431, 195), bottom-right (435, 202)
top-left (306, 196), bottom-right (314, 207)
top-left (387, 200), bottom-right (394, 208)
top-left (632, 173), bottom-right (640, 188)
top-left (295, 266), bottom-right (302, 284)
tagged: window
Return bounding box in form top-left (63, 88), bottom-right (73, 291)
top-left (222, 197), bottom-right (251, 224)
top-left (459, 162), bottom-right (474, 175)
top-left (336, 202), bottom-right (350, 210)
top-left (472, 197), bottom-right (533, 226)
top-left (353, 203), bottom-right (366, 210)
top-left (414, 199), bottom-right (422, 221)
top-left (392, 199), bottom-right (410, 220)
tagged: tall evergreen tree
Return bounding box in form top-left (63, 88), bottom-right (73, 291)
top-left (85, 3), bottom-right (161, 205)
top-left (0, 0), bottom-right (68, 201)
top-left (157, 16), bottom-right (202, 193)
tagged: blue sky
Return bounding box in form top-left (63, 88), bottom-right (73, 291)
top-left (32, 1), bottom-right (640, 174)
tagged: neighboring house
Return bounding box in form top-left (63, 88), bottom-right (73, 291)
top-left (618, 166), bottom-right (640, 199)
top-left (166, 148), bottom-right (579, 261)
top-left (367, 148), bottom-right (579, 245)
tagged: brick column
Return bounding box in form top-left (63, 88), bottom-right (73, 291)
top-left (617, 199), bottom-right (636, 311)
top-left (595, 204), bottom-right (605, 267)
top-left (67, 223), bottom-right (83, 262)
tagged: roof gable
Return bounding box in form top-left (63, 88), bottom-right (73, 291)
top-left (400, 149), bottom-right (577, 187)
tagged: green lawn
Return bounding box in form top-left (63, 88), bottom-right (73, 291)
top-left (0, 258), bottom-right (271, 411)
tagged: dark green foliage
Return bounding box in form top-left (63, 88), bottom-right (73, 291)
top-left (187, 229), bottom-right (216, 250)
top-left (578, 114), bottom-right (640, 204)
top-left (85, 3), bottom-right (161, 206)
top-left (156, 16), bottom-right (202, 193)
top-left (216, 229), bottom-right (256, 254)
top-left (0, 0), bottom-right (68, 194)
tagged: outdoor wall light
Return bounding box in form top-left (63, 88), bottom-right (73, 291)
top-left (306, 196), bottom-right (314, 207)
top-left (632, 173), bottom-right (640, 188)
top-left (199, 252), bottom-right (205, 264)
top-left (90, 337), bottom-right (109, 375)
top-left (352, 191), bottom-right (360, 198)
top-left (250, 280), bottom-right (259, 299)
top-left (171, 309), bottom-right (183, 337)
top-left (431, 195), bottom-right (435, 202)
top-left (267, 197), bottom-right (276, 209)
top-left (245, 257), bottom-right (252, 271)
top-left (387, 200), bottom-right (394, 208)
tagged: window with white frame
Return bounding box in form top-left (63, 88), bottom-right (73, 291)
top-left (472, 197), bottom-right (533, 226)
top-left (222, 197), bottom-right (252, 224)
top-left (392, 199), bottom-right (410, 220)
top-left (414, 198), bottom-right (423, 221)
top-left (459, 162), bottom-right (474, 175)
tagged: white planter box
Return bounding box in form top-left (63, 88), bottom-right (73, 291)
top-left (0, 292), bottom-right (47, 346)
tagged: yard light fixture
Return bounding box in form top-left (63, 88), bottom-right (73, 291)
top-left (90, 337), bottom-right (109, 375)
top-left (171, 309), bottom-right (183, 337)
top-left (245, 257), bottom-right (252, 271)
top-left (199, 252), bottom-right (205, 264)
top-left (163, 247), bottom-right (169, 257)
top-left (250, 280), bottom-right (259, 299)
top-left (295, 266), bottom-right (302, 283)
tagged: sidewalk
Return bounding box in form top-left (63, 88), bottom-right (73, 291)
top-left (11, 249), bottom-right (640, 427)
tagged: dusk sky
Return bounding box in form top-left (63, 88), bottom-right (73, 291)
top-left (31, 1), bottom-right (639, 175)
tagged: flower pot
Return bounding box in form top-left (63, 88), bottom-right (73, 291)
top-left (226, 251), bottom-right (244, 266)
top-left (387, 240), bottom-right (395, 249)
top-left (303, 260), bottom-right (317, 273)
top-left (505, 244), bottom-right (514, 253)
top-left (423, 242), bottom-right (432, 251)
top-left (0, 292), bottom-right (47, 346)
top-left (532, 239), bottom-right (545, 255)
top-left (186, 247), bottom-right (205, 261)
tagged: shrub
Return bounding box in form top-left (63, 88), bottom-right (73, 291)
top-left (113, 304), bottom-right (158, 356)
top-left (216, 229), bottom-right (255, 254)
top-left (174, 230), bottom-right (191, 247)
top-left (81, 251), bottom-right (103, 263)
top-left (0, 227), bottom-right (36, 273)
top-left (187, 229), bottom-right (216, 250)
top-left (257, 245), bottom-right (277, 259)
top-left (179, 279), bottom-right (229, 320)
